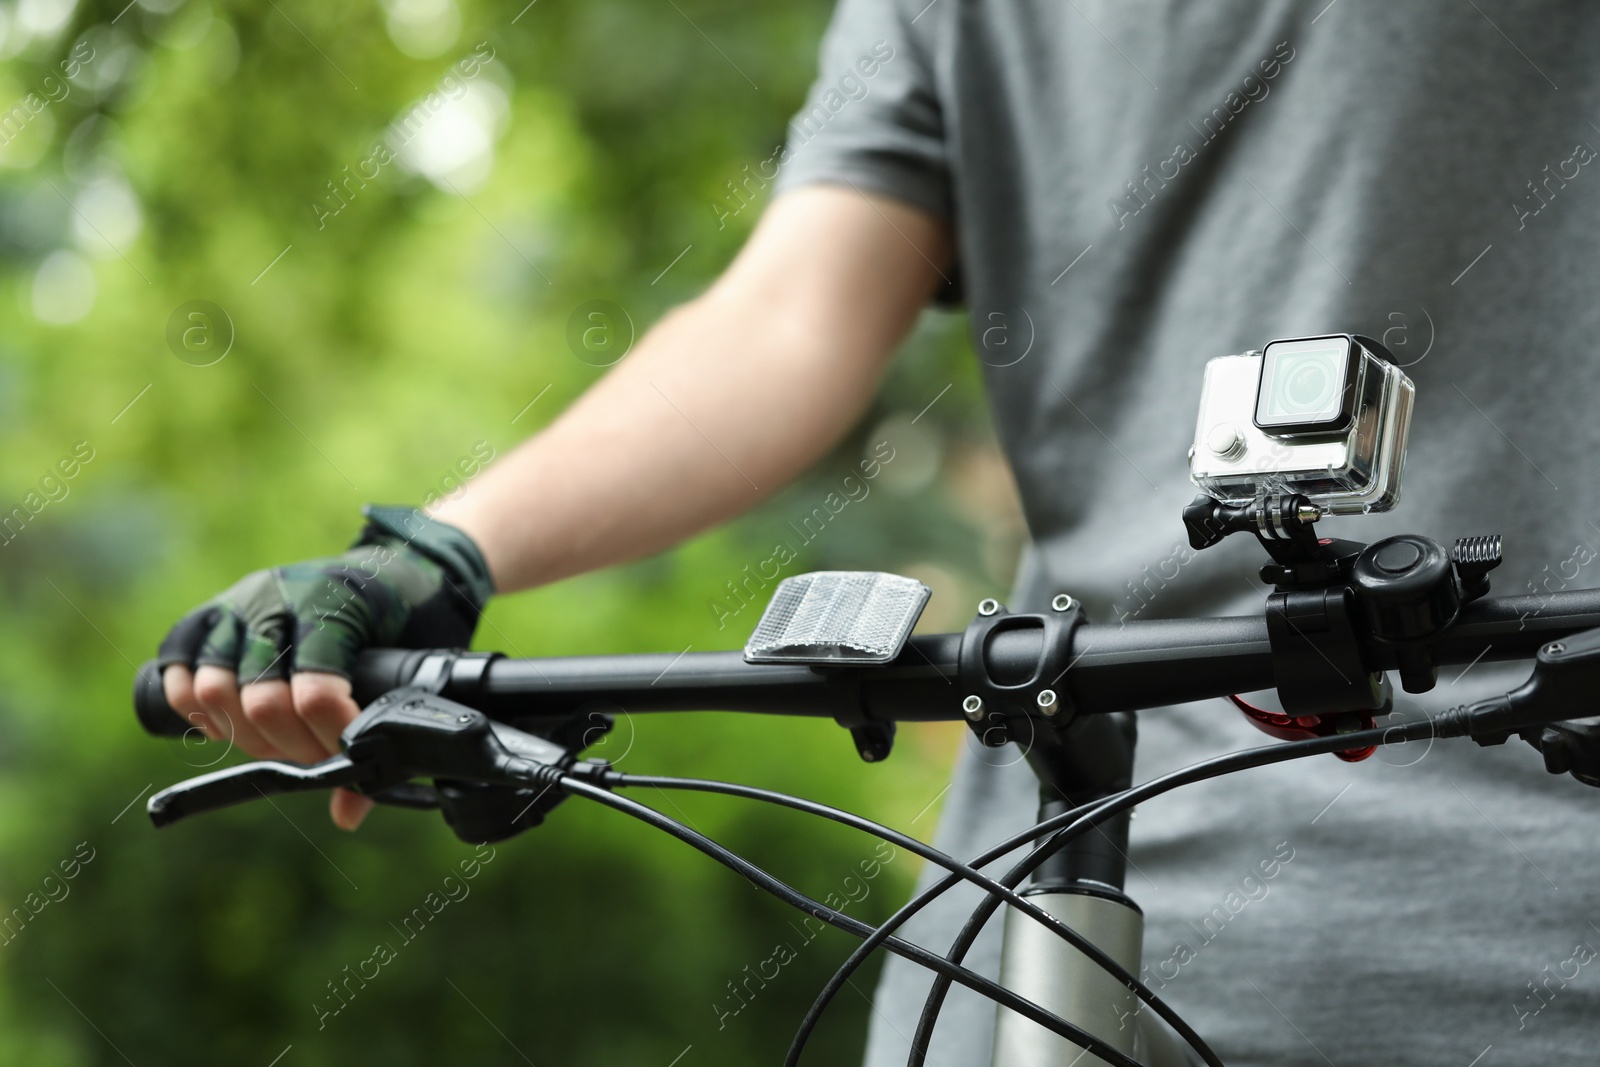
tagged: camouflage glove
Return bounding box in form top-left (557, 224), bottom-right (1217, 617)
top-left (157, 505), bottom-right (495, 683)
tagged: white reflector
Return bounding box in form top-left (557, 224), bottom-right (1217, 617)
top-left (743, 571), bottom-right (931, 665)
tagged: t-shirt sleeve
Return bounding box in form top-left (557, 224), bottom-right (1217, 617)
top-left (773, 0), bottom-right (950, 223)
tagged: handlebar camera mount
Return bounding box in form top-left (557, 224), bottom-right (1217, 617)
top-left (1184, 489), bottom-right (1509, 755)
top-left (1184, 333), bottom-right (1509, 753)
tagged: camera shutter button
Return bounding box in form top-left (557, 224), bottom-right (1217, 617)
top-left (1206, 423), bottom-right (1246, 459)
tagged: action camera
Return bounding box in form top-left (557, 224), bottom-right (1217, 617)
top-left (1189, 334), bottom-right (1414, 515)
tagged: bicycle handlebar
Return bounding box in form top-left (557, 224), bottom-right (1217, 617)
top-left (133, 585), bottom-right (1600, 739)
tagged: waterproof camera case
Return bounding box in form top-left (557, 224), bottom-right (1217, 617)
top-left (1188, 334), bottom-right (1414, 515)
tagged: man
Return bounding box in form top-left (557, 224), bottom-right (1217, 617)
top-left (158, 1), bottom-right (1600, 1063)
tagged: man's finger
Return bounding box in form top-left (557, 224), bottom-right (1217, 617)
top-left (161, 664), bottom-right (220, 741)
top-left (192, 665), bottom-right (282, 759)
top-left (290, 671), bottom-right (361, 756)
top-left (240, 679), bottom-right (328, 764)
top-left (330, 788), bottom-right (375, 831)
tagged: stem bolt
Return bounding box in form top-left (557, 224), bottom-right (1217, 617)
top-left (1036, 689), bottom-right (1059, 716)
top-left (978, 598), bottom-right (1001, 616)
top-left (962, 694), bottom-right (985, 720)
top-left (1051, 593), bottom-right (1075, 612)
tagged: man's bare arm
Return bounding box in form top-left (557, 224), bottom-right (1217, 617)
top-left (165, 185), bottom-right (951, 828)
top-left (429, 185), bottom-right (953, 591)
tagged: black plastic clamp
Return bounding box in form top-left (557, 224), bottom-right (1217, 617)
top-left (406, 649), bottom-right (502, 698)
top-left (1266, 585), bottom-right (1390, 715)
top-left (822, 668), bottom-right (896, 763)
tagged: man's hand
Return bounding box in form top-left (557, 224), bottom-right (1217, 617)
top-left (158, 506), bottom-right (495, 830)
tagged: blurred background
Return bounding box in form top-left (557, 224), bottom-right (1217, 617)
top-left (0, 0), bottom-right (1026, 1062)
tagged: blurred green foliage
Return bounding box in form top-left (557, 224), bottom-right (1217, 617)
top-left (0, 1), bottom-right (1013, 1063)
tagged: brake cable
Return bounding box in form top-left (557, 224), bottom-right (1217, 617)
top-left (616, 773), bottom-right (1223, 1067)
top-left (900, 719), bottom-right (1441, 1067)
top-left (556, 775), bottom-right (1149, 1067)
top-left (787, 720), bottom-right (1434, 1067)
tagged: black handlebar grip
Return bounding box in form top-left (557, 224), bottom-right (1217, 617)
top-left (133, 660), bottom-right (194, 737)
top-left (350, 648), bottom-right (430, 704)
top-left (133, 650), bottom-right (428, 739)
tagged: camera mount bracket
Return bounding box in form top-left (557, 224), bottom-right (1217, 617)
top-left (1183, 492), bottom-right (1366, 590)
top-left (1182, 492), bottom-right (1505, 703)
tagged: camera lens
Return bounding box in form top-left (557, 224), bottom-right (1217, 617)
top-left (1277, 353), bottom-right (1338, 413)
top-left (1256, 336), bottom-right (1352, 430)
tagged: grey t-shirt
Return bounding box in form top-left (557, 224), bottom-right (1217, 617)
top-left (777, 2), bottom-right (1600, 1064)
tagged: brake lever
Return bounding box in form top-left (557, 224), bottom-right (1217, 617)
top-left (1439, 626), bottom-right (1600, 787)
top-left (369, 782), bottom-right (442, 809)
top-left (147, 687), bottom-right (603, 838)
top-left (147, 754), bottom-right (369, 827)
